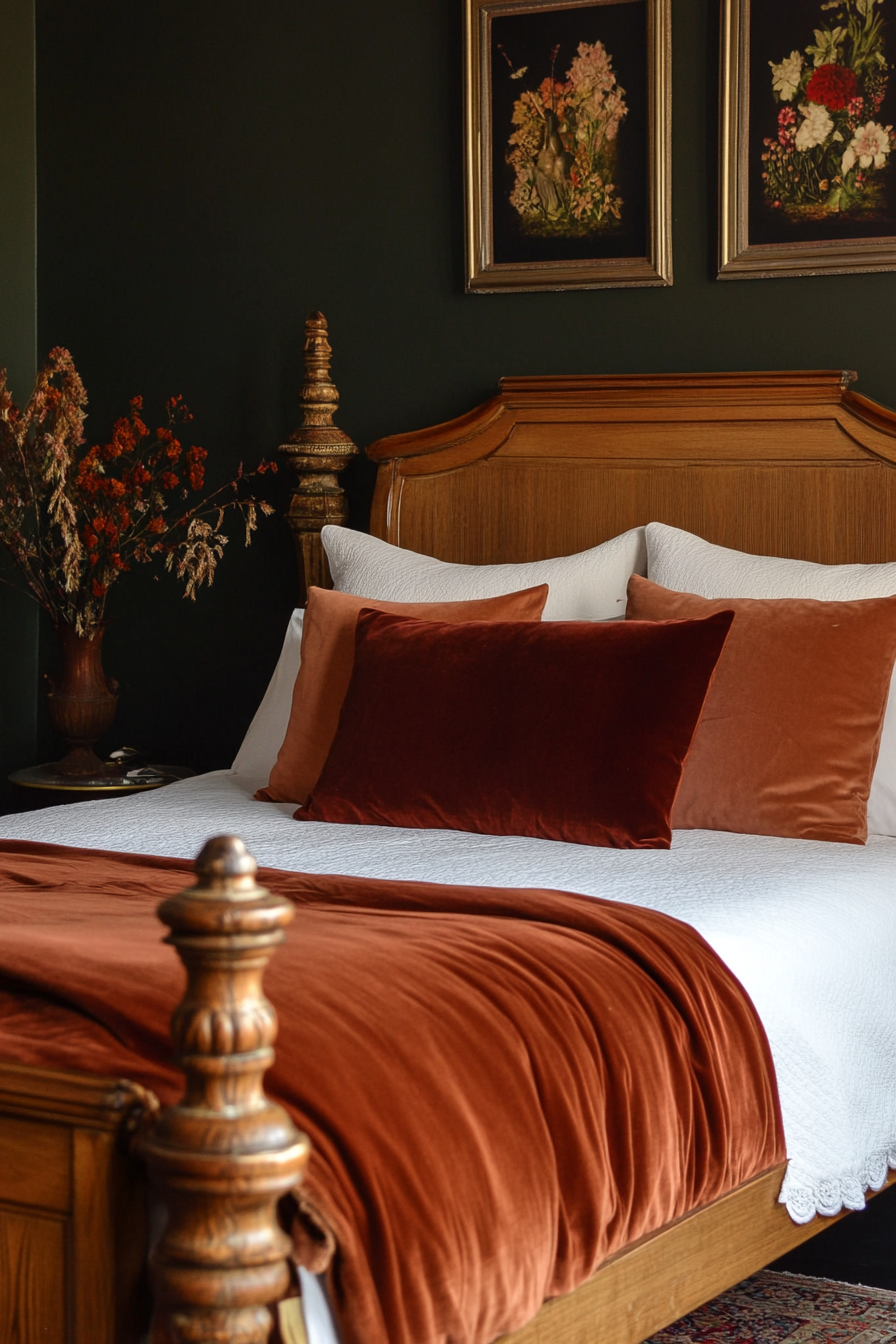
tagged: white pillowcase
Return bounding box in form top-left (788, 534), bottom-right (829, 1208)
top-left (232, 609), bottom-right (304, 778)
top-left (322, 526), bottom-right (647, 622)
top-left (647, 522), bottom-right (896, 601)
top-left (646, 523), bottom-right (896, 837)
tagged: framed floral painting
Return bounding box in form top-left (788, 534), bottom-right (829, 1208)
top-left (719, 0), bottom-right (896, 278)
top-left (464, 0), bottom-right (671, 292)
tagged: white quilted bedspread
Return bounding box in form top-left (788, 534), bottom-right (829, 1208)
top-left (3, 769), bottom-right (895, 1225)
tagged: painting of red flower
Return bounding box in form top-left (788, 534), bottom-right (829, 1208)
top-left (721, 0), bottom-right (896, 277)
top-left (806, 63), bottom-right (858, 110)
top-left (760, 0), bottom-right (891, 221)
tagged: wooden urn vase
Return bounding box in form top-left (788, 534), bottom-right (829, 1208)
top-left (45, 624), bottom-right (119, 776)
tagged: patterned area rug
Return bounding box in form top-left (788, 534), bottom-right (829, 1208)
top-left (648, 1271), bottom-right (896, 1344)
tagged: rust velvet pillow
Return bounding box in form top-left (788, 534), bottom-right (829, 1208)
top-left (626, 574), bottom-right (896, 844)
top-left (257, 584), bottom-right (549, 805)
top-left (296, 607), bottom-right (735, 847)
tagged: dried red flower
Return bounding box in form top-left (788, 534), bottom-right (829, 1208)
top-left (0, 347), bottom-right (274, 633)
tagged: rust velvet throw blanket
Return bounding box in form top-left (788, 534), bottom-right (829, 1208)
top-left (0, 842), bottom-right (784, 1344)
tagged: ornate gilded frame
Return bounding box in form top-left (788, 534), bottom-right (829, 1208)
top-left (464, 0), bottom-right (672, 293)
top-left (719, 0), bottom-right (896, 280)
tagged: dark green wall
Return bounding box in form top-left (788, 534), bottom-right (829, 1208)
top-left (8, 0), bottom-right (896, 791)
top-left (0, 0), bottom-right (38, 812)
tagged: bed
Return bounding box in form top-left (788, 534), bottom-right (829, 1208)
top-left (2, 350), bottom-right (896, 1344)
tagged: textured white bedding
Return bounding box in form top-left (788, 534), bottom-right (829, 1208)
top-left (3, 768), bottom-right (895, 1226)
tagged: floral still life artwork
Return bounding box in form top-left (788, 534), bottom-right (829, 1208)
top-left (500, 36), bottom-right (630, 239)
top-left (764, 0), bottom-right (891, 221)
top-left (465, 0), bottom-right (669, 292)
top-left (489, 1), bottom-right (648, 267)
top-left (719, 0), bottom-right (896, 274)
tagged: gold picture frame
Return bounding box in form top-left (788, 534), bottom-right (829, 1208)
top-left (464, 0), bottom-right (671, 293)
top-left (719, 0), bottom-right (896, 280)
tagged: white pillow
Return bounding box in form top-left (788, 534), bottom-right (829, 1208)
top-left (646, 523), bottom-right (896, 837)
top-left (232, 609), bottom-right (304, 778)
top-left (321, 526), bottom-right (647, 622)
top-left (647, 522), bottom-right (896, 600)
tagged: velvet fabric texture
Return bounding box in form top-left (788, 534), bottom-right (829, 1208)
top-left (626, 575), bottom-right (896, 843)
top-left (0, 841), bottom-right (784, 1344)
top-left (258, 584), bottom-right (548, 805)
top-left (298, 608), bottom-right (735, 847)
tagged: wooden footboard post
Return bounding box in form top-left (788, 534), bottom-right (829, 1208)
top-left (140, 836), bottom-right (310, 1344)
top-left (279, 311), bottom-right (358, 604)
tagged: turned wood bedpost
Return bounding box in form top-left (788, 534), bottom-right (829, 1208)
top-left (279, 311), bottom-right (358, 604)
top-left (141, 836), bottom-right (310, 1344)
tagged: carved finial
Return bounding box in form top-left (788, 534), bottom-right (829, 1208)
top-left (295, 311), bottom-right (340, 430)
top-left (141, 837), bottom-right (310, 1344)
top-left (279, 311), bottom-right (359, 604)
top-left (192, 833), bottom-right (260, 890)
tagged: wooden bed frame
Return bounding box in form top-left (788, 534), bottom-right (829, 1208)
top-left (4, 318), bottom-right (896, 1343)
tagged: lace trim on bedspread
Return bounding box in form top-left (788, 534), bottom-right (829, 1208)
top-left (780, 1147), bottom-right (896, 1223)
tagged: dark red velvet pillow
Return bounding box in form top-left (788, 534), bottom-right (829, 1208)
top-left (296, 608), bottom-right (734, 848)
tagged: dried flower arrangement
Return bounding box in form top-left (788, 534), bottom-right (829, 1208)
top-left (0, 347), bottom-right (276, 636)
top-left (0, 347), bottom-right (277, 775)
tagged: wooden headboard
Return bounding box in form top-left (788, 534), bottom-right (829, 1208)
top-left (365, 372), bottom-right (896, 567)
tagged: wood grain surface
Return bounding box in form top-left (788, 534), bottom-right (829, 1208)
top-left (501, 1167), bottom-right (896, 1344)
top-left (0, 1208), bottom-right (67, 1344)
top-left (0, 1062), bottom-right (154, 1344)
top-left (368, 371), bottom-right (896, 567)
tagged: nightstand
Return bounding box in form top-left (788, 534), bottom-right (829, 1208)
top-left (8, 763), bottom-right (196, 809)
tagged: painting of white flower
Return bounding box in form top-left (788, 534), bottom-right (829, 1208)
top-left (769, 50), bottom-right (803, 100)
top-left (760, 0), bottom-right (893, 221)
top-left (842, 120), bottom-right (891, 172)
top-left (795, 101), bottom-right (834, 150)
top-left (805, 27), bottom-right (846, 67)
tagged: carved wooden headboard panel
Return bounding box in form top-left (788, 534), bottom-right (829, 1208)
top-left (366, 372), bottom-right (896, 567)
